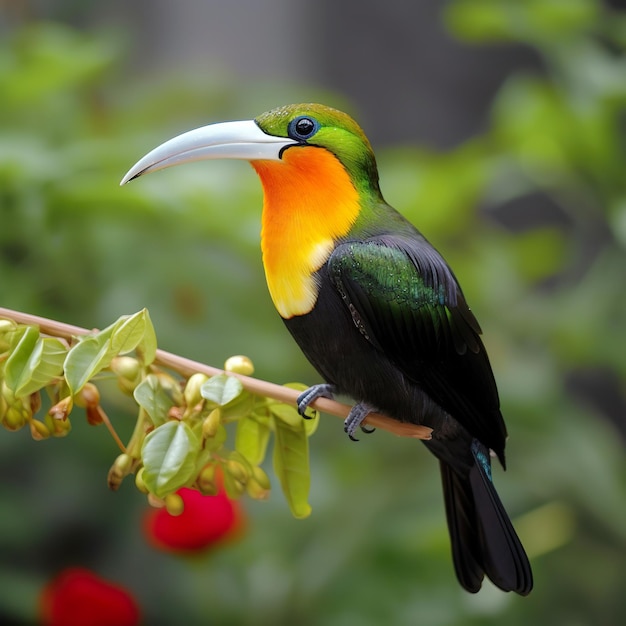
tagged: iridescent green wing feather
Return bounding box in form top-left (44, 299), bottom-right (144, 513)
top-left (328, 235), bottom-right (507, 456)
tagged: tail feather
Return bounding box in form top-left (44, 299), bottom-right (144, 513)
top-left (440, 441), bottom-right (533, 595)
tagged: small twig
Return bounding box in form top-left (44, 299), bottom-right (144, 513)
top-left (0, 307), bottom-right (433, 440)
top-left (96, 406), bottom-right (127, 453)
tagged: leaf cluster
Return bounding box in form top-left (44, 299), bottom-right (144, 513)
top-left (0, 310), bottom-right (317, 519)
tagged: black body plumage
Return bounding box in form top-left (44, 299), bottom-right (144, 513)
top-left (285, 211), bottom-right (533, 595)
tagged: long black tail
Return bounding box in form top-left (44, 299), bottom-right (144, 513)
top-left (439, 440), bottom-right (533, 595)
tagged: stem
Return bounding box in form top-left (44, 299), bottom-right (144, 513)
top-left (97, 406), bottom-right (127, 453)
top-left (0, 307), bottom-right (432, 440)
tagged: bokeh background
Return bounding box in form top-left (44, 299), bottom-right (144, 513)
top-left (1, 0), bottom-right (625, 624)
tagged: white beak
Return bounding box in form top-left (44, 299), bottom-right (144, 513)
top-left (120, 120), bottom-right (294, 185)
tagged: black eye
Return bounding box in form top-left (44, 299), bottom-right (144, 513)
top-left (289, 116), bottom-right (319, 140)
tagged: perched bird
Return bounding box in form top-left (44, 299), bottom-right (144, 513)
top-left (122, 103), bottom-right (533, 595)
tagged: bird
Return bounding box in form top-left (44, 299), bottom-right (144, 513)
top-left (121, 103), bottom-right (533, 595)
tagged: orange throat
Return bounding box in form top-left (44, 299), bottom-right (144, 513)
top-left (252, 147), bottom-right (361, 319)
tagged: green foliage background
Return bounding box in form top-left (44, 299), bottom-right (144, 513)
top-left (1, 1), bottom-right (625, 624)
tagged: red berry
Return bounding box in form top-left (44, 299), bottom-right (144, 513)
top-left (40, 567), bottom-right (140, 626)
top-left (144, 487), bottom-right (244, 553)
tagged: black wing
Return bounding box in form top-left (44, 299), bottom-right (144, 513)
top-left (328, 235), bottom-right (507, 459)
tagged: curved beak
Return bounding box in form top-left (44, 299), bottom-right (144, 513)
top-left (120, 120), bottom-right (294, 185)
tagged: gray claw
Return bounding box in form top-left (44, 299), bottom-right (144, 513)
top-left (344, 402), bottom-right (377, 441)
top-left (297, 384), bottom-right (335, 419)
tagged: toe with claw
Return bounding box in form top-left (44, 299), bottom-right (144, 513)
top-left (344, 402), bottom-right (378, 441)
top-left (296, 384), bottom-right (336, 419)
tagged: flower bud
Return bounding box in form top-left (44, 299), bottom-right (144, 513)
top-left (197, 464), bottom-right (218, 496)
top-left (48, 396), bottom-right (73, 421)
top-left (74, 382), bottom-right (100, 408)
top-left (44, 413), bottom-right (72, 437)
top-left (108, 453), bottom-right (133, 491)
top-left (165, 493), bottom-right (185, 516)
top-left (224, 355), bottom-right (254, 376)
top-left (251, 465), bottom-right (271, 490)
top-left (226, 459), bottom-right (249, 485)
top-left (246, 478), bottom-right (270, 500)
top-left (30, 419), bottom-right (51, 441)
top-left (223, 473), bottom-right (246, 499)
top-left (184, 373), bottom-right (209, 408)
top-left (110, 356), bottom-right (141, 394)
top-left (86, 405), bottom-right (104, 426)
top-left (202, 408), bottom-right (221, 439)
top-left (0, 319), bottom-right (15, 333)
top-left (3, 403), bottom-right (29, 431)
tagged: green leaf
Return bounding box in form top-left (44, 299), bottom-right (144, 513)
top-left (284, 383), bottom-right (319, 436)
top-left (201, 374), bottom-right (244, 407)
top-left (4, 326), bottom-right (40, 395)
top-left (272, 417), bottom-right (311, 519)
top-left (64, 310), bottom-right (156, 395)
top-left (269, 402), bottom-right (302, 429)
top-left (110, 310), bottom-right (148, 355)
top-left (141, 420), bottom-right (200, 498)
top-left (235, 411), bottom-right (271, 466)
top-left (133, 374), bottom-right (174, 427)
top-left (220, 391), bottom-right (256, 421)
top-left (138, 309), bottom-right (157, 366)
top-left (64, 333), bottom-right (113, 396)
top-left (16, 337), bottom-right (67, 397)
top-left (5, 327), bottom-right (66, 397)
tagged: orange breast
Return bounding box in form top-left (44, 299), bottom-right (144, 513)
top-left (252, 147), bottom-right (361, 318)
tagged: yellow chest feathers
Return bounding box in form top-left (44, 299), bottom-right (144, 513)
top-left (252, 147), bottom-right (361, 319)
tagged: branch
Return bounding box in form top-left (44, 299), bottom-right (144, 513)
top-left (0, 307), bottom-right (432, 440)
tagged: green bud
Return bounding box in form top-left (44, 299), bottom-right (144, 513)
top-left (0, 319), bottom-right (16, 334)
top-left (224, 355), bottom-right (254, 376)
top-left (197, 464), bottom-right (218, 495)
top-left (30, 419), bottom-right (51, 441)
top-left (184, 373), bottom-right (209, 408)
top-left (165, 493), bottom-right (184, 516)
top-left (44, 413), bottom-right (72, 437)
top-left (108, 453), bottom-right (133, 491)
top-left (110, 356), bottom-right (142, 394)
top-left (202, 408), bottom-right (222, 439)
top-left (251, 465), bottom-right (271, 490)
top-left (246, 478), bottom-right (270, 501)
top-left (3, 403), bottom-right (28, 431)
top-left (224, 476), bottom-right (246, 499)
top-left (226, 459), bottom-right (249, 484)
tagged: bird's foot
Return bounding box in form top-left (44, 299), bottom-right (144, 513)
top-left (296, 384), bottom-right (336, 419)
top-left (344, 403), bottom-right (377, 441)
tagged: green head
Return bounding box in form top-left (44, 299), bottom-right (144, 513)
top-left (255, 103), bottom-right (381, 196)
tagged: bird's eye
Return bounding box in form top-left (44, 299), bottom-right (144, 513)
top-left (289, 116), bottom-right (319, 141)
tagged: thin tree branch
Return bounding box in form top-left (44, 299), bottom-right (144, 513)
top-left (0, 307), bottom-right (433, 440)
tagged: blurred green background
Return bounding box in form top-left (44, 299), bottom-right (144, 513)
top-left (1, 0), bottom-right (625, 624)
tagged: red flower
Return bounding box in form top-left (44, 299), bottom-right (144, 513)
top-left (144, 487), bottom-right (244, 554)
top-left (40, 567), bottom-right (140, 626)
